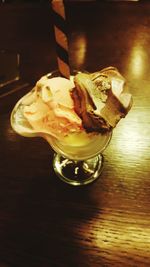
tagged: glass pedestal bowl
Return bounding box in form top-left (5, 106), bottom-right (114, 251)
top-left (46, 131), bottom-right (111, 186)
top-left (10, 70), bottom-right (112, 186)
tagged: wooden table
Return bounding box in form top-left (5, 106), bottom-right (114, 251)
top-left (0, 1), bottom-right (150, 266)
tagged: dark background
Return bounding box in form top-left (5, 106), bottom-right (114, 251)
top-left (0, 0), bottom-right (149, 85)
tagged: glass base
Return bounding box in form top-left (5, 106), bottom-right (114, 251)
top-left (53, 153), bottom-right (103, 186)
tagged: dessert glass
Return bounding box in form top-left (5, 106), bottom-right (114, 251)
top-left (10, 70), bottom-right (112, 186)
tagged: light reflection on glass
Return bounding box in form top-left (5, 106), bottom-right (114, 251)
top-left (70, 33), bottom-right (87, 68)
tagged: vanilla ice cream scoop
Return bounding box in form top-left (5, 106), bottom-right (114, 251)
top-left (23, 76), bottom-right (83, 141)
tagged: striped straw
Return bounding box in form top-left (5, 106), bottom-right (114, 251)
top-left (51, 0), bottom-right (70, 79)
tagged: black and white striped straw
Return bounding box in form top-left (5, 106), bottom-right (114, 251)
top-left (51, 0), bottom-right (70, 79)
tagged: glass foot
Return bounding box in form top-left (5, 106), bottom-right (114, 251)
top-left (53, 153), bottom-right (103, 186)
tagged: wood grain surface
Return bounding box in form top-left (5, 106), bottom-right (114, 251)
top-left (0, 1), bottom-right (150, 267)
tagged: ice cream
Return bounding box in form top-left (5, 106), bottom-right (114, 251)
top-left (22, 75), bottom-right (83, 141)
top-left (72, 67), bottom-right (132, 133)
top-left (11, 67), bottom-right (132, 159)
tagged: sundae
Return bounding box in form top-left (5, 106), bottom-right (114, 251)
top-left (11, 67), bottom-right (132, 160)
